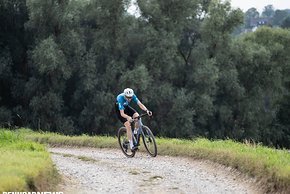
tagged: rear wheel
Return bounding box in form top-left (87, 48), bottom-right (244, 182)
top-left (142, 126), bottom-right (157, 157)
top-left (118, 127), bottom-right (135, 157)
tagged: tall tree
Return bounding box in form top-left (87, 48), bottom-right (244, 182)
top-left (281, 16), bottom-right (290, 28)
top-left (237, 27), bottom-right (290, 146)
top-left (0, 48), bottom-right (13, 127)
top-left (69, 0), bottom-right (135, 134)
top-left (0, 0), bottom-right (30, 127)
top-left (24, 0), bottom-right (85, 133)
top-left (1, 0), bottom-right (289, 148)
top-left (200, 0), bottom-right (244, 138)
top-left (262, 4), bottom-right (275, 18)
top-left (272, 9), bottom-right (290, 26)
top-left (244, 7), bottom-right (260, 28)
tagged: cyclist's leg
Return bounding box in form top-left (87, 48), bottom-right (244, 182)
top-left (124, 106), bottom-right (138, 149)
top-left (115, 103), bottom-right (132, 142)
top-left (126, 106), bottom-right (140, 131)
top-left (133, 112), bottom-right (140, 129)
top-left (124, 120), bottom-right (132, 145)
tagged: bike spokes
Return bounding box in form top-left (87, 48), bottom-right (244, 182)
top-left (118, 127), bottom-right (136, 157)
top-left (142, 126), bottom-right (157, 157)
top-left (122, 140), bottom-right (129, 152)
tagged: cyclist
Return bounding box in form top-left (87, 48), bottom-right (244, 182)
top-left (115, 88), bottom-right (152, 151)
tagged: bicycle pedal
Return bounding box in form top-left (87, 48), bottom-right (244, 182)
top-left (131, 146), bottom-right (138, 151)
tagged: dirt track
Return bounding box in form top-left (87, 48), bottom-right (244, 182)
top-left (50, 147), bottom-right (262, 194)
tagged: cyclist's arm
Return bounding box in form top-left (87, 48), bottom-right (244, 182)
top-left (137, 101), bottom-right (149, 112)
top-left (120, 109), bottom-right (131, 120)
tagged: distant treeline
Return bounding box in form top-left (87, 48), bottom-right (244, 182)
top-left (234, 4), bottom-right (290, 34)
top-left (0, 0), bottom-right (290, 148)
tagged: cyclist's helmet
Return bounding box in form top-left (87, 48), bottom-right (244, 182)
top-left (124, 88), bottom-right (134, 97)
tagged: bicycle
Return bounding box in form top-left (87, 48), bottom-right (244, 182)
top-left (117, 113), bottom-right (157, 158)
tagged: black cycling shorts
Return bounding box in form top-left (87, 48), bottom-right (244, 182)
top-left (115, 103), bottom-right (137, 124)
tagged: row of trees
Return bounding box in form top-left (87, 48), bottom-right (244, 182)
top-left (1, 0), bottom-right (290, 148)
top-left (244, 5), bottom-right (290, 29)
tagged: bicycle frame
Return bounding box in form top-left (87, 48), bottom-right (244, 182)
top-left (118, 112), bottom-right (157, 157)
top-left (132, 113), bottom-right (147, 146)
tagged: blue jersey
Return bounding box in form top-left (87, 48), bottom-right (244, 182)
top-left (116, 93), bottom-right (139, 110)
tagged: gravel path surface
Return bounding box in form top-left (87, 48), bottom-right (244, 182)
top-left (50, 147), bottom-right (262, 194)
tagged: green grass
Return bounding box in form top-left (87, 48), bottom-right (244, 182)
top-left (158, 138), bottom-right (290, 193)
top-left (51, 152), bottom-right (99, 162)
top-left (0, 129), bottom-right (59, 192)
top-left (21, 128), bottom-right (290, 193)
top-left (22, 128), bottom-right (116, 148)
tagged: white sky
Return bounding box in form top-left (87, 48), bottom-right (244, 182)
top-left (227, 0), bottom-right (290, 12)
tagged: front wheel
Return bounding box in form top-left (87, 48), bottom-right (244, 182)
top-left (142, 126), bottom-right (157, 157)
top-left (118, 127), bottom-right (135, 158)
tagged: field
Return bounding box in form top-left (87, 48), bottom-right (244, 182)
top-left (1, 128), bottom-right (289, 193)
top-left (23, 128), bottom-right (290, 193)
top-left (0, 129), bottom-right (58, 192)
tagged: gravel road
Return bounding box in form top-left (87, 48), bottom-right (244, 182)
top-left (49, 147), bottom-right (262, 194)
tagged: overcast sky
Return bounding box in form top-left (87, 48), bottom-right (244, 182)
top-left (228, 0), bottom-right (290, 12)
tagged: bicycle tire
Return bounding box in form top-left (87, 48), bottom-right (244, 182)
top-left (142, 126), bottom-right (157, 157)
top-left (118, 127), bottom-right (136, 158)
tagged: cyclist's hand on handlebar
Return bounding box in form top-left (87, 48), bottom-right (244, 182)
top-left (146, 110), bottom-right (152, 116)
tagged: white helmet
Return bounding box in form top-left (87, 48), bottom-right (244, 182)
top-left (124, 88), bottom-right (134, 97)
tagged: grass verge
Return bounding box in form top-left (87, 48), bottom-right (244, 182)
top-left (0, 129), bottom-right (59, 192)
top-left (158, 138), bottom-right (290, 194)
top-left (22, 128), bottom-right (290, 193)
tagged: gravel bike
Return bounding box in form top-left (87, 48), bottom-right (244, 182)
top-left (117, 113), bottom-right (157, 158)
